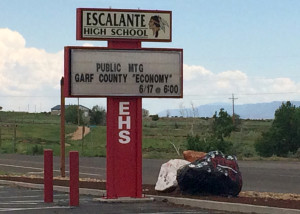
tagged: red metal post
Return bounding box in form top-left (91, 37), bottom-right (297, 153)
top-left (106, 41), bottom-right (143, 199)
top-left (44, 149), bottom-right (53, 203)
top-left (106, 97), bottom-right (143, 198)
top-left (60, 77), bottom-right (66, 177)
top-left (69, 151), bottom-right (79, 206)
top-left (136, 98), bottom-right (143, 197)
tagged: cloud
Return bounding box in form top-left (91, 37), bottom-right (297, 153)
top-left (182, 64), bottom-right (300, 105)
top-left (183, 65), bottom-right (250, 97)
top-left (0, 28), bottom-right (63, 111)
top-left (0, 28), bottom-right (63, 97)
top-left (144, 66), bottom-right (300, 114)
top-left (0, 28), bottom-right (25, 51)
top-left (183, 64), bottom-right (212, 80)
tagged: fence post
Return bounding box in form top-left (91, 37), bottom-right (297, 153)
top-left (13, 123), bottom-right (16, 153)
top-left (0, 126), bottom-right (2, 148)
top-left (69, 151), bottom-right (79, 206)
top-left (44, 149), bottom-right (53, 203)
top-left (81, 125), bottom-right (85, 154)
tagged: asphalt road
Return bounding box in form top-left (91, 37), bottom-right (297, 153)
top-left (0, 154), bottom-right (299, 194)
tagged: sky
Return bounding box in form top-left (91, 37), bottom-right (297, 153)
top-left (0, 0), bottom-right (300, 114)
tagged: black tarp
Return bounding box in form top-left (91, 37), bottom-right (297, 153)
top-left (177, 151), bottom-right (242, 196)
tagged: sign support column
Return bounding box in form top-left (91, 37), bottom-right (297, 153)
top-left (106, 97), bottom-right (142, 198)
top-left (106, 41), bottom-right (142, 198)
top-left (60, 77), bottom-right (65, 177)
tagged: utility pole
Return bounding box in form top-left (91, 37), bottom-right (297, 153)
top-left (13, 121), bottom-right (17, 153)
top-left (229, 93), bottom-right (238, 124)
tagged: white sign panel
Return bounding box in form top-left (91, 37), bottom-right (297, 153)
top-left (67, 48), bottom-right (183, 97)
top-left (77, 8), bottom-right (172, 42)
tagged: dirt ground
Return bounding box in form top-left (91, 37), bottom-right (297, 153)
top-left (0, 175), bottom-right (299, 210)
top-left (68, 126), bottom-right (91, 140)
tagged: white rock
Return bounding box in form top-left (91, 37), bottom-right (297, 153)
top-left (155, 159), bottom-right (190, 192)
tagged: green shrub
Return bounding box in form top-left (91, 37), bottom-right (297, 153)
top-left (186, 135), bottom-right (233, 154)
top-left (30, 145), bottom-right (44, 155)
top-left (205, 138), bottom-right (233, 154)
top-left (174, 122), bottom-right (179, 129)
top-left (186, 135), bottom-right (206, 151)
top-left (231, 143), bottom-right (256, 158)
top-left (255, 132), bottom-right (275, 157)
top-left (151, 115), bottom-right (159, 121)
top-left (255, 102), bottom-right (300, 157)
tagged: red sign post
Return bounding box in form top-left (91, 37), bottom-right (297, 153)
top-left (64, 8), bottom-right (182, 199)
top-left (106, 41), bottom-right (143, 198)
top-left (44, 149), bottom-right (53, 203)
top-left (106, 97), bottom-right (142, 198)
top-left (69, 151), bottom-right (79, 205)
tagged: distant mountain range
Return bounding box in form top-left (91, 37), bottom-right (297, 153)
top-left (158, 101), bottom-right (300, 119)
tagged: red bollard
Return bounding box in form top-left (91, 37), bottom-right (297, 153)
top-left (44, 149), bottom-right (53, 203)
top-left (69, 151), bottom-right (79, 206)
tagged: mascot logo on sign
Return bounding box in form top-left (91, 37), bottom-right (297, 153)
top-left (148, 15), bottom-right (169, 38)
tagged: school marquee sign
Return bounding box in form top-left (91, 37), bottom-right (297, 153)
top-left (64, 7), bottom-right (182, 199)
top-left (64, 47), bottom-right (183, 98)
top-left (76, 8), bottom-right (172, 42)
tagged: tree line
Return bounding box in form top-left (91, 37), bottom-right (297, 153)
top-left (65, 105), bottom-right (150, 126)
top-left (187, 101), bottom-right (300, 158)
top-left (255, 101), bottom-right (300, 157)
top-left (65, 105), bottom-right (106, 126)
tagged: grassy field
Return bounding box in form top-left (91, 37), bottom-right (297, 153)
top-left (142, 117), bottom-right (272, 159)
top-left (0, 111), bottom-right (272, 159)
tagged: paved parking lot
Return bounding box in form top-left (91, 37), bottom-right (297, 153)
top-left (0, 185), bottom-right (237, 214)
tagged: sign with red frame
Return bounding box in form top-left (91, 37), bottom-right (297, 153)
top-left (64, 46), bottom-right (183, 98)
top-left (76, 8), bottom-right (172, 42)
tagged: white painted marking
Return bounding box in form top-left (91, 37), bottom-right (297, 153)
top-left (27, 189), bottom-right (43, 192)
top-left (0, 202), bottom-right (38, 205)
top-left (0, 195), bottom-right (41, 199)
top-left (10, 200), bottom-right (44, 203)
top-left (79, 172), bottom-right (103, 176)
top-left (0, 206), bottom-right (70, 212)
top-left (0, 163), bottom-right (41, 171)
top-left (0, 158), bottom-right (106, 171)
top-left (78, 165), bottom-right (106, 171)
top-left (27, 171), bottom-right (44, 175)
top-left (0, 163), bottom-right (103, 177)
top-left (143, 212), bottom-right (204, 214)
top-left (0, 158), bottom-right (39, 164)
top-left (0, 194), bottom-right (66, 199)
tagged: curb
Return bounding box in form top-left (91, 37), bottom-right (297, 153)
top-left (0, 180), bottom-right (299, 214)
top-left (152, 195), bottom-right (300, 214)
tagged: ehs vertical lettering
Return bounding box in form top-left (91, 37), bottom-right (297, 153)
top-left (118, 102), bottom-right (131, 144)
